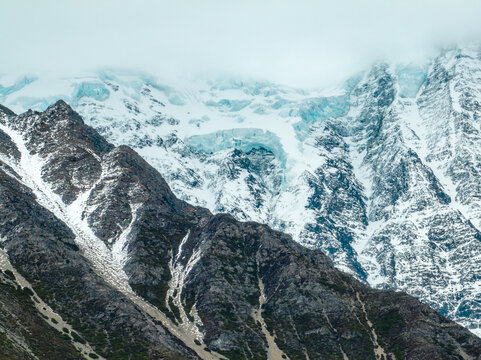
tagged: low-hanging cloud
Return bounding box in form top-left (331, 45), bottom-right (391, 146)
top-left (1, 0), bottom-right (481, 87)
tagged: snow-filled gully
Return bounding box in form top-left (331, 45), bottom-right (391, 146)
top-left (166, 231), bottom-right (205, 341)
top-left (0, 123), bottom-right (133, 294)
top-left (251, 274), bottom-right (289, 360)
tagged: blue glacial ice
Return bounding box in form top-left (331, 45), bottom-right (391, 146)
top-left (293, 122), bottom-right (310, 141)
top-left (0, 76), bottom-right (37, 98)
top-left (396, 65), bottom-right (427, 98)
top-left (184, 128), bottom-right (287, 167)
top-left (271, 98), bottom-right (290, 110)
top-left (73, 82), bottom-right (110, 102)
top-left (292, 74), bottom-right (361, 141)
top-left (299, 95), bottom-right (349, 124)
top-left (205, 99), bottom-right (252, 112)
top-left (294, 95), bottom-right (350, 141)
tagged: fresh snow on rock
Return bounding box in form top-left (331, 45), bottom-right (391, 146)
top-left (0, 121), bottom-right (134, 294)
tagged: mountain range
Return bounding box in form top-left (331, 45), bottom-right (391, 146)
top-left (0, 98), bottom-right (480, 358)
top-left (2, 45), bottom-right (481, 358)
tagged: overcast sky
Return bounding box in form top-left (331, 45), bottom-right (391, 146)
top-left (1, 0), bottom-right (481, 87)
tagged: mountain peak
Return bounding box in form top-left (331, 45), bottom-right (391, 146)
top-left (43, 98), bottom-right (84, 124)
top-left (49, 98), bottom-right (70, 109)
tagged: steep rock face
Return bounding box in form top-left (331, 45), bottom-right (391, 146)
top-left (207, 147), bottom-right (283, 223)
top-left (0, 106), bottom-right (199, 360)
top-left (345, 53), bottom-right (481, 332)
top-left (0, 102), bottom-right (480, 359)
top-left (298, 124), bottom-right (368, 277)
top-left (180, 213), bottom-right (481, 359)
top-left (7, 101), bottom-right (113, 204)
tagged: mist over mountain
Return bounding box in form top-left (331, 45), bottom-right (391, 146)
top-left (3, 1), bottom-right (481, 87)
top-left (3, 1), bottom-right (481, 359)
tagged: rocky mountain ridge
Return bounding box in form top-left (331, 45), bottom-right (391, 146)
top-left (0, 101), bottom-right (480, 358)
top-left (3, 46), bottom-right (480, 334)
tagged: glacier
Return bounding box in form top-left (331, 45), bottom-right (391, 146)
top-left (204, 99), bottom-right (252, 112)
top-left (298, 95), bottom-right (349, 123)
top-left (73, 82), bottom-right (110, 102)
top-left (185, 128), bottom-right (287, 168)
top-left (0, 76), bottom-right (37, 98)
top-left (396, 65), bottom-right (428, 98)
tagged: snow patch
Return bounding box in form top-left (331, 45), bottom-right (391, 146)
top-left (166, 231), bottom-right (204, 341)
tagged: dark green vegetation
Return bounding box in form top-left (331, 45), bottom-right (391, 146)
top-left (0, 271), bottom-right (81, 359)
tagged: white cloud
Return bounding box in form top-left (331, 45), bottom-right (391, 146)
top-left (1, 0), bottom-right (481, 87)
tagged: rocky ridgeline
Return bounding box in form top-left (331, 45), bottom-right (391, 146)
top-left (23, 47), bottom-right (480, 333)
top-left (0, 101), bottom-right (480, 359)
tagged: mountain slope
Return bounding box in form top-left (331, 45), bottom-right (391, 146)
top-left (0, 261), bottom-right (82, 360)
top-left (0, 101), bottom-right (480, 359)
top-left (3, 47), bottom-right (480, 333)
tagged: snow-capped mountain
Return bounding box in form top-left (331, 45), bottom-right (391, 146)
top-left (2, 101), bottom-right (479, 359)
top-left (3, 46), bottom-right (481, 336)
